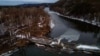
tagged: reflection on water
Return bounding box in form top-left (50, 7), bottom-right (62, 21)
top-left (56, 29), bottom-right (80, 44)
top-left (96, 34), bottom-right (100, 48)
top-left (11, 45), bottom-right (59, 56)
top-left (45, 7), bottom-right (100, 45)
top-left (11, 45), bottom-right (93, 56)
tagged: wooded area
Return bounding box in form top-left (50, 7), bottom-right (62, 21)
top-left (0, 7), bottom-right (51, 54)
top-left (51, 0), bottom-right (100, 22)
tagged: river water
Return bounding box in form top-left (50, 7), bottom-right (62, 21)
top-left (11, 7), bottom-right (100, 56)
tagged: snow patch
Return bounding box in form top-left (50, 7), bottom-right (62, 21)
top-left (50, 20), bottom-right (55, 29)
top-left (16, 34), bottom-right (26, 39)
top-left (36, 43), bottom-right (45, 47)
top-left (38, 24), bottom-right (43, 28)
top-left (76, 45), bottom-right (100, 50)
top-left (50, 41), bottom-right (58, 45)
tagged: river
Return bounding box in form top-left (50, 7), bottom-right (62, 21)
top-left (45, 7), bottom-right (100, 45)
top-left (11, 7), bottom-right (100, 56)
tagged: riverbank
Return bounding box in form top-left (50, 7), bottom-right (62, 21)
top-left (0, 7), bottom-right (100, 56)
top-left (50, 0), bottom-right (100, 28)
top-left (55, 12), bottom-right (100, 28)
top-left (1, 34), bottom-right (100, 56)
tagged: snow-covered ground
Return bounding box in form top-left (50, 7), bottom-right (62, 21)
top-left (76, 45), bottom-right (100, 51)
top-left (54, 12), bottom-right (100, 27)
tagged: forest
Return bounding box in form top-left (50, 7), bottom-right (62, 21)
top-left (51, 0), bottom-right (100, 24)
top-left (0, 6), bottom-right (51, 54)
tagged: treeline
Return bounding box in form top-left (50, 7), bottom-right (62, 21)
top-left (0, 7), bottom-right (50, 38)
top-left (51, 0), bottom-right (100, 23)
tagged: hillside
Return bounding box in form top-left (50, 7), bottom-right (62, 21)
top-left (0, 7), bottom-right (51, 37)
top-left (0, 6), bottom-right (52, 54)
top-left (51, 0), bottom-right (100, 26)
